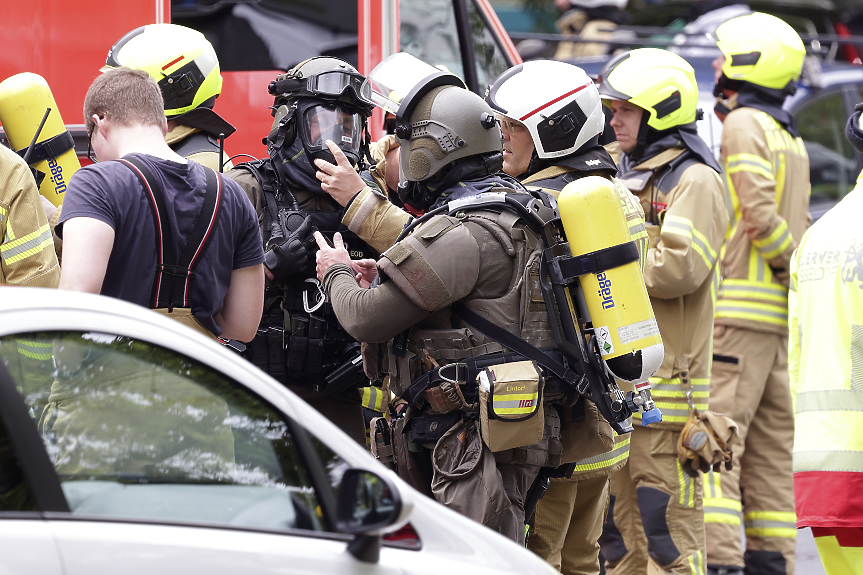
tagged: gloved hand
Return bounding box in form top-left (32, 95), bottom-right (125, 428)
top-left (264, 215), bottom-right (314, 280)
top-left (677, 411), bottom-right (740, 477)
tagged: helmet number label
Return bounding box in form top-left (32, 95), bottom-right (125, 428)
top-left (595, 326), bottom-right (614, 356)
top-left (342, 136), bottom-right (353, 144)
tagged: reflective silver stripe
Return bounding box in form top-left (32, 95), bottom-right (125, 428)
top-left (757, 227), bottom-right (791, 258)
top-left (715, 303), bottom-right (788, 321)
top-left (727, 158), bottom-right (773, 173)
top-left (853, 325), bottom-right (863, 393)
top-left (793, 450), bottom-right (863, 473)
top-left (795, 390), bottom-right (863, 413)
top-left (664, 219), bottom-right (719, 267)
top-left (705, 506), bottom-right (741, 518)
top-left (651, 382), bottom-right (710, 393)
top-left (744, 519), bottom-right (796, 529)
top-left (0, 226), bottom-right (53, 261)
top-left (720, 283), bottom-right (789, 299)
top-left (575, 438), bottom-right (630, 468)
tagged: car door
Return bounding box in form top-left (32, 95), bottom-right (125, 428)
top-left (0, 330), bottom-right (403, 575)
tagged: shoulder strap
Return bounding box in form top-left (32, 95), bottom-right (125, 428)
top-left (118, 157), bottom-right (222, 311)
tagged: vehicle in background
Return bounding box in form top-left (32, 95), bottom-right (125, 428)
top-left (1, 0), bottom-right (519, 163)
top-left (0, 289), bottom-right (557, 575)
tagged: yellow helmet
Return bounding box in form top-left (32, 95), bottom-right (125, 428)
top-left (714, 12), bottom-right (805, 91)
top-left (102, 24), bottom-right (223, 118)
top-left (597, 48), bottom-right (698, 131)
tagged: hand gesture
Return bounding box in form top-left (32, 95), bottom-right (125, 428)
top-left (314, 140), bottom-right (366, 207)
top-left (314, 231), bottom-right (352, 280)
top-left (350, 259), bottom-right (378, 288)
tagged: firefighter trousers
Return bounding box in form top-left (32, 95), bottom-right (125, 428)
top-left (600, 426), bottom-right (706, 575)
top-left (527, 473), bottom-right (610, 575)
top-left (704, 325), bottom-right (796, 575)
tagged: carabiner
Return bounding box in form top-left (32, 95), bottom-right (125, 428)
top-left (302, 278), bottom-right (327, 313)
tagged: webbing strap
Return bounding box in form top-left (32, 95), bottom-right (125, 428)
top-left (118, 157), bottom-right (222, 311)
top-left (550, 240), bottom-right (639, 285)
top-left (16, 131), bottom-right (75, 164)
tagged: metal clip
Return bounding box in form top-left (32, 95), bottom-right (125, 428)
top-left (302, 278), bottom-right (327, 313)
top-left (685, 389), bottom-right (699, 416)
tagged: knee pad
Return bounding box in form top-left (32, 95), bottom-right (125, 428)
top-left (636, 486), bottom-right (681, 567)
top-left (599, 494), bottom-right (629, 564)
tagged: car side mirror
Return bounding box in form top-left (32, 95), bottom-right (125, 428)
top-left (336, 468), bottom-right (404, 562)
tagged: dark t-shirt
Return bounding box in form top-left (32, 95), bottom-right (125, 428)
top-left (58, 153), bottom-right (264, 335)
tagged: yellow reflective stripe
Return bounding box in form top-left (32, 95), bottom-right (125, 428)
top-left (573, 435), bottom-right (631, 472)
top-left (0, 224), bottom-right (53, 264)
top-left (774, 153), bottom-right (786, 208)
top-left (705, 512), bottom-right (742, 525)
top-left (493, 392), bottom-right (539, 414)
top-left (360, 386), bottom-right (385, 412)
top-left (715, 300), bottom-right (788, 326)
top-left (744, 511), bottom-right (797, 538)
top-left (719, 279), bottom-right (788, 304)
top-left (677, 459), bottom-right (695, 508)
top-left (688, 551), bottom-right (705, 575)
top-left (662, 215), bottom-right (718, 269)
top-left (752, 220), bottom-right (792, 260)
top-left (726, 153), bottom-right (774, 179)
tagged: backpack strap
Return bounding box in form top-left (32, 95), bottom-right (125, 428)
top-left (117, 156), bottom-right (222, 311)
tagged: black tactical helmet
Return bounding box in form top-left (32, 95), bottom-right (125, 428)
top-left (265, 57), bottom-right (374, 167)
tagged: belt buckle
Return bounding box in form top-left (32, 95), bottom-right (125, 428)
top-left (302, 278), bottom-right (327, 313)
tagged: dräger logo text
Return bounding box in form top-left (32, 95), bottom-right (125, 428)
top-left (597, 271), bottom-right (614, 309)
top-left (48, 159), bottom-right (67, 195)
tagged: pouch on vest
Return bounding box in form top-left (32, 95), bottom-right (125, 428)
top-left (409, 411), bottom-right (463, 444)
top-left (369, 416), bottom-right (395, 467)
top-left (478, 360), bottom-right (544, 452)
top-left (560, 395), bottom-right (614, 464)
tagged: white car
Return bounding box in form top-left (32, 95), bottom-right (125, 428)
top-left (0, 288), bottom-right (555, 575)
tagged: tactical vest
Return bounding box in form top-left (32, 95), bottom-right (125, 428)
top-left (237, 159), bottom-right (377, 393)
top-left (385, 195), bottom-right (556, 399)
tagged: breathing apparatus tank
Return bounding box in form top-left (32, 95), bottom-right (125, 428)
top-left (0, 73), bottom-right (80, 207)
top-left (558, 175), bottom-right (664, 425)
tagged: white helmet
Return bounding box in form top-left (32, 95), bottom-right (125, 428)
top-left (485, 60), bottom-right (605, 159)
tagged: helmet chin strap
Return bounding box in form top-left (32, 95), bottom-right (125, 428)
top-left (401, 152), bottom-right (504, 211)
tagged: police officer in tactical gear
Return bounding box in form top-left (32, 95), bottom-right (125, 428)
top-left (314, 66), bottom-right (565, 544)
top-left (226, 57), bottom-right (379, 444)
top-left (486, 59), bottom-right (648, 575)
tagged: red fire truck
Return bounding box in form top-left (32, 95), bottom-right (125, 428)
top-left (2, 0), bottom-right (520, 162)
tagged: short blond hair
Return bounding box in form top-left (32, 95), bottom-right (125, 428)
top-left (83, 67), bottom-right (165, 135)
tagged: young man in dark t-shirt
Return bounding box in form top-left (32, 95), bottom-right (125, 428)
top-left (59, 68), bottom-right (264, 341)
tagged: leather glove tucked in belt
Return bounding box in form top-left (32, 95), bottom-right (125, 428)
top-left (677, 411), bottom-right (739, 477)
top-left (264, 215), bottom-right (314, 279)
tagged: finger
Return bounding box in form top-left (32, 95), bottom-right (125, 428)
top-left (333, 231), bottom-right (345, 250)
top-left (313, 231), bottom-right (329, 250)
top-left (326, 140), bottom-right (352, 167)
top-left (313, 157), bottom-right (333, 173)
top-left (357, 258), bottom-right (376, 268)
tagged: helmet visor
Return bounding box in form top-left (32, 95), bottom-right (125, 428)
top-left (309, 71), bottom-right (374, 106)
top-left (367, 53), bottom-right (450, 114)
top-left (302, 104), bottom-right (363, 154)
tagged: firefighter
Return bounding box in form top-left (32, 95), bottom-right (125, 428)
top-left (596, 48), bottom-right (728, 575)
top-left (483, 59), bottom-right (647, 574)
top-left (788, 103), bottom-right (863, 575)
top-left (553, 0), bottom-right (629, 60)
top-left (225, 57), bottom-right (379, 445)
top-left (100, 23), bottom-right (235, 172)
top-left (705, 13), bottom-right (810, 575)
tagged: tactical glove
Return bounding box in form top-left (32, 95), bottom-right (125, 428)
top-left (677, 411), bottom-right (740, 477)
top-left (264, 215), bottom-right (314, 280)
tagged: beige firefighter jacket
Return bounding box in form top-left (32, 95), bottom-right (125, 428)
top-left (607, 141), bottom-right (728, 430)
top-left (553, 10), bottom-right (617, 59)
top-left (715, 102), bottom-right (811, 336)
top-left (0, 145), bottom-right (60, 287)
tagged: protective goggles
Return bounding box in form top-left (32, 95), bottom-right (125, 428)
top-left (270, 71), bottom-right (374, 107)
top-left (301, 104), bottom-right (363, 154)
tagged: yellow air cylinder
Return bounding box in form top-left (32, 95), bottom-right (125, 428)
top-left (558, 175), bottom-right (663, 386)
top-left (0, 73), bottom-right (80, 207)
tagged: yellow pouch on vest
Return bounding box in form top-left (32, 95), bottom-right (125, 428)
top-left (478, 360), bottom-right (544, 452)
top-left (153, 308), bottom-right (218, 341)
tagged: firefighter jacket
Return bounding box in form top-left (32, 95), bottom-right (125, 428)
top-left (716, 103), bottom-right (810, 335)
top-left (0, 145), bottom-right (60, 286)
top-left (522, 153), bottom-right (647, 477)
top-left (788, 172), bottom-right (863, 529)
top-left (608, 140), bottom-right (728, 430)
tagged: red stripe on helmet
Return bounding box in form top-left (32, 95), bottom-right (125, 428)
top-left (519, 82), bottom-right (591, 121)
top-left (162, 55), bottom-right (185, 71)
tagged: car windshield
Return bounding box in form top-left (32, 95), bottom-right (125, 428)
top-left (0, 332), bottom-right (348, 532)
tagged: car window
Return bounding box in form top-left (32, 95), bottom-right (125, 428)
top-left (0, 332), bottom-right (328, 533)
top-left (795, 89), bottom-right (860, 205)
top-left (401, 0), bottom-right (465, 80)
top-left (467, 0), bottom-right (510, 89)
